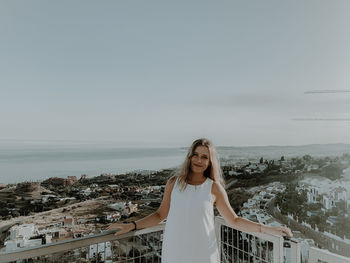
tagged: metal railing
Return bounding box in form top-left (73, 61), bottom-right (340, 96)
top-left (0, 224), bottom-right (165, 263)
top-left (215, 216), bottom-right (284, 263)
top-left (1, 216), bottom-right (350, 263)
top-left (284, 238), bottom-right (301, 263)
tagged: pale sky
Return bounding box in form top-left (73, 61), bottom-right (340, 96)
top-left (1, 0), bottom-right (350, 147)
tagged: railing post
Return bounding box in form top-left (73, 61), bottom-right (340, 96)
top-left (272, 236), bottom-right (284, 263)
top-left (290, 240), bottom-right (301, 263)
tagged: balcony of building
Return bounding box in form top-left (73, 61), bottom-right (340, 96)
top-left (0, 216), bottom-right (349, 263)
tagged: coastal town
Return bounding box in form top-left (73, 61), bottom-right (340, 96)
top-left (0, 153), bottom-right (350, 262)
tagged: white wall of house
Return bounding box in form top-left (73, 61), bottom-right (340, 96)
top-left (10, 224), bottom-right (36, 240)
top-left (5, 239), bottom-right (24, 252)
top-left (5, 237), bottom-right (42, 252)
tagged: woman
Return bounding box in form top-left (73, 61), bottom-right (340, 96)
top-left (107, 138), bottom-right (292, 262)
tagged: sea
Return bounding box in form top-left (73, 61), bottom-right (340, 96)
top-left (1, 141), bottom-right (350, 184)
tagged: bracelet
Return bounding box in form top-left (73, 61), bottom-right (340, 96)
top-left (131, 221), bottom-right (137, 231)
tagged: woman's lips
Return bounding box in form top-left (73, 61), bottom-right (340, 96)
top-left (193, 164), bottom-right (203, 167)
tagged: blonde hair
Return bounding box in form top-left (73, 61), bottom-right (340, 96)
top-left (175, 138), bottom-right (225, 191)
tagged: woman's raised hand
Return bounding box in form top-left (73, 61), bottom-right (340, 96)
top-left (264, 225), bottom-right (293, 237)
top-left (107, 223), bottom-right (134, 236)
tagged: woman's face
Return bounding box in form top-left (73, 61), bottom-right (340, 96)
top-left (190, 146), bottom-right (210, 175)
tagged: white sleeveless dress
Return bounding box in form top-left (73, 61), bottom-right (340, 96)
top-left (161, 177), bottom-right (219, 263)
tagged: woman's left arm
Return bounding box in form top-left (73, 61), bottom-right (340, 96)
top-left (212, 182), bottom-right (293, 237)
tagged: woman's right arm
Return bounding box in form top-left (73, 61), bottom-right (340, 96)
top-left (107, 176), bottom-right (176, 236)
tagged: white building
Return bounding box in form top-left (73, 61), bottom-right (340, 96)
top-left (5, 238), bottom-right (42, 252)
top-left (5, 224), bottom-right (45, 252)
top-left (306, 164), bottom-right (319, 172)
top-left (41, 194), bottom-right (58, 203)
top-left (333, 187), bottom-right (347, 202)
top-left (243, 198), bottom-right (257, 208)
top-left (301, 177), bottom-right (350, 211)
top-left (9, 224), bottom-right (36, 240)
top-left (82, 187), bottom-right (92, 196)
top-left (307, 187), bottom-right (318, 203)
top-left (122, 202), bottom-right (138, 217)
top-left (109, 201), bottom-right (126, 211)
top-left (322, 196), bottom-right (335, 210)
top-left (63, 216), bottom-right (76, 226)
top-left (141, 189), bottom-right (151, 195)
top-left (151, 185), bottom-right (162, 191)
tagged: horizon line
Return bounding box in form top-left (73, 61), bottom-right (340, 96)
top-left (0, 139), bottom-right (349, 148)
top-left (304, 90), bottom-right (350, 94)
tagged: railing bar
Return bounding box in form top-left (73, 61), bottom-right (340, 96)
top-left (244, 232), bottom-right (247, 257)
top-left (133, 234), bottom-right (135, 262)
top-left (236, 229), bottom-right (239, 262)
top-left (103, 241), bottom-right (105, 261)
top-left (232, 227), bottom-right (235, 263)
top-left (99, 242), bottom-right (102, 261)
top-left (125, 239), bottom-right (128, 261)
top-left (248, 235), bottom-right (251, 261)
top-left (96, 242), bottom-right (98, 262)
top-left (221, 225), bottom-right (223, 262)
top-left (231, 228), bottom-right (233, 263)
top-left (247, 234), bottom-right (249, 263)
top-left (223, 225), bottom-right (226, 263)
top-left (260, 236), bottom-right (263, 260)
top-left (250, 234), bottom-right (252, 263)
top-left (147, 232), bottom-right (150, 263)
top-left (255, 235), bottom-right (258, 260)
top-left (228, 227), bottom-right (231, 263)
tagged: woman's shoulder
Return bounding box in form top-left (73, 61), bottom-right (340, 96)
top-left (163, 175), bottom-right (178, 195)
top-left (211, 180), bottom-right (225, 195)
top-left (167, 175), bottom-right (178, 185)
top-left (210, 180), bottom-right (226, 205)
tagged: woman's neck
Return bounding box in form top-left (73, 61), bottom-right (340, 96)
top-left (187, 172), bottom-right (206, 183)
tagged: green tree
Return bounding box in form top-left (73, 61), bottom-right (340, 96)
top-left (275, 183), bottom-right (307, 218)
top-left (302, 155), bottom-right (312, 162)
top-left (334, 217), bottom-right (350, 238)
top-left (322, 164), bottom-right (343, 180)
